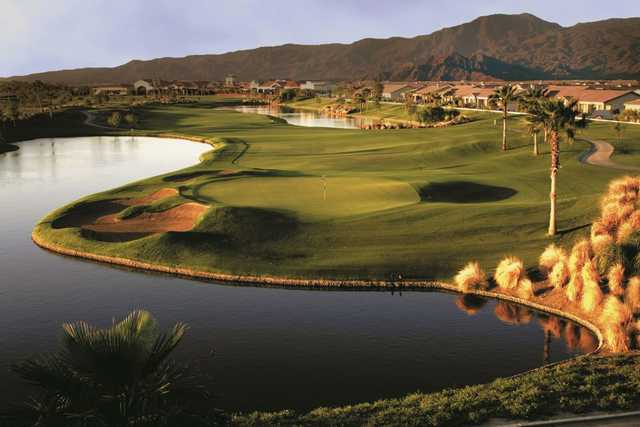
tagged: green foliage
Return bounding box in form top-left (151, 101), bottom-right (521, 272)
top-left (9, 310), bottom-right (224, 426)
top-left (233, 355), bottom-right (640, 426)
top-left (417, 106), bottom-right (446, 123)
top-left (278, 89), bottom-right (297, 102)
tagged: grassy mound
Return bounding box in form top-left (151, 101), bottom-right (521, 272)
top-left (32, 104), bottom-right (640, 280)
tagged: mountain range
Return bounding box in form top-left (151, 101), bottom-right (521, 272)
top-left (5, 13), bottom-right (640, 84)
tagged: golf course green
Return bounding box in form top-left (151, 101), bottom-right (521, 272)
top-left (31, 103), bottom-right (639, 282)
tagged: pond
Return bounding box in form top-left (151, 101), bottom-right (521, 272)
top-left (233, 104), bottom-right (374, 129)
top-left (0, 136), bottom-right (596, 413)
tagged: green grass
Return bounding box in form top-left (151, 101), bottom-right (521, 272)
top-left (232, 354), bottom-right (640, 426)
top-left (31, 104), bottom-right (631, 281)
top-left (581, 121), bottom-right (640, 167)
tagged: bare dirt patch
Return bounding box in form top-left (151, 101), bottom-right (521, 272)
top-left (86, 202), bottom-right (208, 233)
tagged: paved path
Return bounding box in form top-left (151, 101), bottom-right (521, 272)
top-left (579, 139), bottom-right (640, 171)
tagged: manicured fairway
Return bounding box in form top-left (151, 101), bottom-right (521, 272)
top-left (32, 104), bottom-right (637, 281)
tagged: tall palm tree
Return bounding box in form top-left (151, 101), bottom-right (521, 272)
top-left (489, 85), bottom-right (519, 151)
top-left (531, 99), bottom-right (586, 236)
top-left (12, 310), bottom-right (219, 426)
top-left (520, 86), bottom-right (549, 156)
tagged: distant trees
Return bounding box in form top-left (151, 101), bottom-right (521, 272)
top-left (528, 98), bottom-right (586, 235)
top-left (278, 88), bottom-right (297, 102)
top-left (404, 94), bottom-right (416, 116)
top-left (11, 310), bottom-right (222, 426)
top-left (521, 86), bottom-right (550, 156)
top-left (416, 106), bottom-right (459, 124)
top-left (614, 122), bottom-right (626, 152)
top-left (372, 81), bottom-right (383, 106)
top-left (124, 112), bottom-right (138, 129)
top-left (489, 85), bottom-right (519, 151)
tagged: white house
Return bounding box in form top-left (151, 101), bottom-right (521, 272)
top-left (133, 79), bottom-right (157, 95)
top-left (92, 86), bottom-right (129, 96)
top-left (573, 90), bottom-right (640, 114)
top-left (300, 81), bottom-right (336, 95)
top-left (624, 99), bottom-right (640, 112)
top-left (381, 84), bottom-right (413, 102)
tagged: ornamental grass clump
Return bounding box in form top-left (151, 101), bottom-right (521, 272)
top-left (569, 240), bottom-right (592, 276)
top-left (580, 261), bottom-right (603, 313)
top-left (591, 234), bottom-right (618, 276)
top-left (454, 262), bottom-right (488, 293)
top-left (624, 277), bottom-right (640, 315)
top-left (549, 260), bottom-right (570, 289)
top-left (600, 295), bottom-right (632, 353)
top-left (607, 264), bottom-right (626, 296)
top-left (539, 244), bottom-right (567, 273)
top-left (517, 278), bottom-right (535, 300)
top-left (494, 256), bottom-right (524, 290)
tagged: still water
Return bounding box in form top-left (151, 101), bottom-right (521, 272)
top-left (233, 105), bottom-right (373, 129)
top-left (0, 136), bottom-right (595, 412)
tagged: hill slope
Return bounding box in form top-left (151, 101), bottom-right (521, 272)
top-left (6, 13), bottom-right (640, 84)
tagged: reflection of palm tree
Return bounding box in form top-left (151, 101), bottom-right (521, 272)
top-left (12, 310), bottom-right (215, 426)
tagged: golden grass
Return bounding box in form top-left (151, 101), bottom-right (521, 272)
top-left (569, 240), bottom-right (592, 276)
top-left (624, 277), bottom-right (640, 314)
top-left (600, 295), bottom-right (632, 352)
top-left (607, 263), bottom-right (626, 296)
top-left (591, 234), bottom-right (614, 255)
top-left (580, 261), bottom-right (603, 313)
top-left (617, 221), bottom-right (637, 244)
top-left (566, 274), bottom-right (583, 303)
top-left (539, 244), bottom-right (567, 273)
top-left (517, 278), bottom-right (535, 300)
top-left (549, 260), bottom-right (570, 289)
top-left (494, 256), bottom-right (525, 290)
top-left (454, 261), bottom-right (488, 293)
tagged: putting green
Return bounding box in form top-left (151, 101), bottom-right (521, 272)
top-left (31, 103), bottom-right (640, 281)
top-left (196, 176), bottom-right (420, 220)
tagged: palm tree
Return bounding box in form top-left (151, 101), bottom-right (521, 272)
top-left (489, 85), bottom-right (519, 151)
top-left (12, 310), bottom-right (219, 426)
top-left (520, 86), bottom-right (549, 155)
top-left (531, 99), bottom-right (586, 236)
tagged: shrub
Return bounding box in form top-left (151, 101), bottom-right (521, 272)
top-left (539, 244), bottom-right (566, 273)
top-left (580, 261), bottom-right (603, 313)
top-left (416, 106), bottom-right (446, 123)
top-left (600, 295), bottom-right (632, 352)
top-left (592, 234), bottom-right (618, 275)
top-left (607, 264), bottom-right (626, 296)
top-left (517, 278), bottom-right (535, 300)
top-left (569, 240), bottom-right (592, 276)
top-left (549, 260), bottom-right (570, 289)
top-left (454, 261), bottom-right (488, 293)
top-left (494, 256), bottom-right (525, 290)
top-left (624, 277), bottom-right (640, 314)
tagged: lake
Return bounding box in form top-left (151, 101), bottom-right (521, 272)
top-left (0, 136), bottom-right (596, 412)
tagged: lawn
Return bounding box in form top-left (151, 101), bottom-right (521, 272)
top-left (29, 103), bottom-right (637, 282)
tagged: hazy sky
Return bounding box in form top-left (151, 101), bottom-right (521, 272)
top-left (2, 0), bottom-right (638, 77)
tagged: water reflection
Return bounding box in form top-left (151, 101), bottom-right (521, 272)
top-left (454, 298), bottom-right (598, 358)
top-left (233, 105), bottom-right (373, 129)
top-left (0, 137), bottom-right (599, 412)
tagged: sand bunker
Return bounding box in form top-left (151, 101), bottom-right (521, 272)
top-left (122, 188), bottom-right (179, 206)
top-left (87, 202), bottom-right (208, 233)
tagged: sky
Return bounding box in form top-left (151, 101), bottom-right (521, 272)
top-left (1, 0), bottom-right (639, 77)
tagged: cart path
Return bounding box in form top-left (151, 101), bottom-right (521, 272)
top-left (579, 139), bottom-right (640, 171)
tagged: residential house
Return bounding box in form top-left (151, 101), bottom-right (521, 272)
top-left (381, 83), bottom-right (413, 102)
top-left (252, 80), bottom-right (282, 94)
top-left (573, 90), bottom-right (640, 114)
top-left (625, 99), bottom-right (640, 112)
top-left (411, 84), bottom-right (454, 104)
top-left (452, 86), bottom-right (495, 108)
top-left (92, 85), bottom-right (130, 96)
top-left (300, 81), bottom-right (336, 95)
top-left (225, 75), bottom-right (237, 87)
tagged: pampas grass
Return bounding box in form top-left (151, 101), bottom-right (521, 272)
top-left (600, 295), bottom-right (632, 352)
top-left (539, 244), bottom-right (567, 273)
top-left (580, 261), bottom-right (603, 313)
top-left (549, 260), bottom-right (570, 289)
top-left (494, 256), bottom-right (524, 290)
top-left (517, 278), bottom-right (535, 300)
top-left (566, 274), bottom-right (583, 303)
top-left (454, 262), bottom-right (488, 293)
top-left (624, 277), bottom-right (640, 314)
top-left (607, 264), bottom-right (626, 296)
top-left (569, 240), bottom-right (592, 276)
top-left (617, 221), bottom-right (637, 244)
